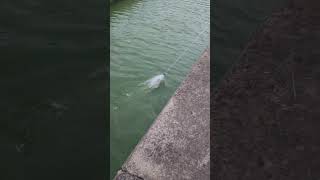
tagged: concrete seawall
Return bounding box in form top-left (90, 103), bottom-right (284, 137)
top-left (212, 5), bottom-right (320, 179)
top-left (114, 49), bottom-right (210, 180)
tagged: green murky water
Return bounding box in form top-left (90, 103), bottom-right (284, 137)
top-left (110, 0), bottom-right (209, 178)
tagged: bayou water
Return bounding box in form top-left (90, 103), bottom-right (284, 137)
top-left (110, 0), bottom-right (209, 178)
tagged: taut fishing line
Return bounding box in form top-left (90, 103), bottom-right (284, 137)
top-left (142, 28), bottom-right (208, 89)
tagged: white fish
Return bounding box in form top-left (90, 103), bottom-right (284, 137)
top-left (143, 74), bottom-right (165, 89)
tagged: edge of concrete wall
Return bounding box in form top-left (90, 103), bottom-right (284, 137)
top-left (115, 49), bottom-right (210, 180)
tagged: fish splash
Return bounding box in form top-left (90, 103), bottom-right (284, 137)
top-left (142, 74), bottom-right (165, 89)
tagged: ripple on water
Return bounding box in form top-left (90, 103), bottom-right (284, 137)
top-left (110, 0), bottom-right (209, 178)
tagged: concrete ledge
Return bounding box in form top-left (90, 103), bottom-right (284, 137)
top-left (212, 7), bottom-right (320, 179)
top-left (115, 49), bottom-right (210, 180)
top-left (115, 170), bottom-right (143, 180)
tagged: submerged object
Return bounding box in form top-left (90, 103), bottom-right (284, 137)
top-left (143, 73), bottom-right (165, 89)
top-left (141, 29), bottom-right (208, 90)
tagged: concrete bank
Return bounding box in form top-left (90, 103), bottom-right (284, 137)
top-left (212, 5), bottom-right (320, 179)
top-left (115, 49), bottom-right (210, 180)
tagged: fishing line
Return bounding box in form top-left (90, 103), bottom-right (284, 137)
top-left (164, 28), bottom-right (208, 75)
top-left (143, 28), bottom-right (209, 89)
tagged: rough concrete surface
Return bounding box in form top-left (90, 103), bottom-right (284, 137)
top-left (212, 6), bottom-right (320, 180)
top-left (115, 170), bottom-right (143, 180)
top-left (115, 49), bottom-right (210, 180)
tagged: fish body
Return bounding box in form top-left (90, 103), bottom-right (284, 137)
top-left (144, 74), bottom-right (165, 89)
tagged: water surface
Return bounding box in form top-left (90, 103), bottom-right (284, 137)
top-left (110, 0), bottom-right (209, 177)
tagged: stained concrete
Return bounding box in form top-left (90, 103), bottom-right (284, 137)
top-left (212, 5), bottom-right (320, 179)
top-left (115, 49), bottom-right (210, 180)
